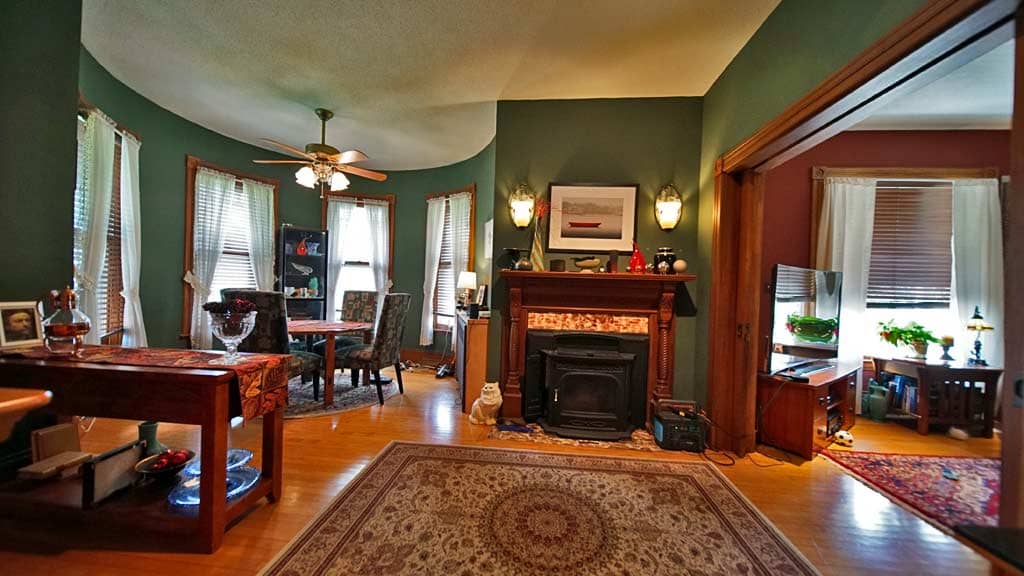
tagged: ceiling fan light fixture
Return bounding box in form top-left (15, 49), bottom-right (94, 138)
top-left (330, 171), bottom-right (350, 192)
top-left (295, 166), bottom-right (317, 188)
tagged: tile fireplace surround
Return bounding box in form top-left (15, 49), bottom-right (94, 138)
top-left (499, 271), bottom-right (696, 425)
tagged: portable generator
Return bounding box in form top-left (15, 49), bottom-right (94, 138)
top-left (652, 400), bottom-right (706, 452)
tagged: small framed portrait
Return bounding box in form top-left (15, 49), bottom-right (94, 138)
top-left (0, 302), bottom-right (43, 349)
top-left (475, 285), bottom-right (489, 308)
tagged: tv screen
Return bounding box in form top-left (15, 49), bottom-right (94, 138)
top-left (768, 264), bottom-right (843, 374)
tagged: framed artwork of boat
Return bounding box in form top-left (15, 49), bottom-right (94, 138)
top-left (548, 184), bottom-right (637, 251)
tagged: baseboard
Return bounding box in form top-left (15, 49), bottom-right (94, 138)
top-left (401, 348), bottom-right (448, 367)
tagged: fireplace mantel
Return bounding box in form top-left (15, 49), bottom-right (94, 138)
top-left (499, 270), bottom-right (696, 424)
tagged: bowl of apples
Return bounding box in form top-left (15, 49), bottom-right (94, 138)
top-left (134, 448), bottom-right (195, 478)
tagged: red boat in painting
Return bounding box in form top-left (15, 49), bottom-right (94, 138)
top-left (568, 221), bottom-right (601, 228)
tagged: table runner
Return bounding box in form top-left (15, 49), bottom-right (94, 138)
top-left (5, 345), bottom-right (289, 421)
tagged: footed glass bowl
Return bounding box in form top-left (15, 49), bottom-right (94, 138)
top-left (182, 448), bottom-right (253, 477)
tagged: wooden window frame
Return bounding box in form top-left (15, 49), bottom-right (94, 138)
top-left (319, 191), bottom-right (397, 279)
top-left (426, 184), bottom-right (476, 332)
top-left (180, 155), bottom-right (280, 341)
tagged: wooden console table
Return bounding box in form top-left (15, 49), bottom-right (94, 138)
top-left (873, 358), bottom-right (1001, 437)
top-left (0, 347), bottom-right (289, 553)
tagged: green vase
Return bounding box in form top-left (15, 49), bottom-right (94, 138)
top-left (138, 420), bottom-right (168, 456)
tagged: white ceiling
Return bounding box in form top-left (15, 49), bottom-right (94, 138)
top-left (852, 39), bottom-right (1013, 131)
top-left (81, 0), bottom-right (779, 170)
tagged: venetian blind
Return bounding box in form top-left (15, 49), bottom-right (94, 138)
top-left (774, 266), bottom-right (815, 302)
top-left (433, 195), bottom-right (471, 327)
top-left (866, 183), bottom-right (953, 307)
top-left (196, 178), bottom-right (258, 301)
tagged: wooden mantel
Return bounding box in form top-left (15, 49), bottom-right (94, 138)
top-left (499, 270), bottom-right (696, 424)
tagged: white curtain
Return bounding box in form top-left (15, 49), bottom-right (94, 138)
top-left (185, 168), bottom-right (234, 349)
top-left (326, 199), bottom-right (355, 322)
top-left (449, 193), bottom-right (472, 311)
top-left (952, 178), bottom-right (1004, 367)
top-left (816, 177), bottom-right (876, 402)
top-left (420, 196), bottom-right (446, 345)
top-left (118, 134), bottom-right (147, 347)
top-left (243, 179), bottom-right (276, 291)
top-left (365, 201), bottom-right (392, 315)
top-left (76, 114), bottom-right (116, 345)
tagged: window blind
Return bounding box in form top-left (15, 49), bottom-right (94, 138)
top-left (866, 184), bottom-right (953, 308)
top-left (197, 179), bottom-right (258, 301)
top-left (774, 266), bottom-right (815, 302)
top-left (433, 196), bottom-right (471, 328)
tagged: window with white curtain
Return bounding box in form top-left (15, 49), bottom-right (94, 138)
top-left (202, 180), bottom-right (259, 301)
top-left (325, 195), bottom-right (393, 322)
top-left (432, 194), bottom-right (472, 330)
top-left (73, 117), bottom-right (124, 343)
top-left (336, 206), bottom-right (377, 294)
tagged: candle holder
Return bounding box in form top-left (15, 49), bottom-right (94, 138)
top-left (940, 343), bottom-right (955, 362)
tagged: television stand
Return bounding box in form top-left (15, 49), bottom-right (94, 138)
top-left (756, 363), bottom-right (858, 460)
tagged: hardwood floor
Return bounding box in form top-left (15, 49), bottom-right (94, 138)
top-left (0, 368), bottom-right (1000, 575)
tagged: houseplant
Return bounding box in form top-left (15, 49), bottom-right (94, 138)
top-left (878, 320), bottom-right (939, 359)
top-left (786, 314), bottom-right (839, 344)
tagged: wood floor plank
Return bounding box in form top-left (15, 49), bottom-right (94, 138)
top-left (0, 367), bottom-right (999, 575)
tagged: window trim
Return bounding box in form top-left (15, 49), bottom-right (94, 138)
top-left (180, 155), bottom-right (280, 340)
top-left (426, 184), bottom-right (476, 332)
top-left (319, 191), bottom-right (397, 278)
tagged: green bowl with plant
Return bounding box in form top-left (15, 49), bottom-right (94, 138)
top-left (786, 314), bottom-right (839, 344)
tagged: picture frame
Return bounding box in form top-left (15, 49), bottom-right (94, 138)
top-left (0, 301), bottom-right (43, 349)
top-left (547, 184), bottom-right (637, 252)
top-left (475, 284), bottom-right (489, 307)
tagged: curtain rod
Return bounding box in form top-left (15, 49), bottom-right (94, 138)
top-left (78, 94), bottom-right (142, 143)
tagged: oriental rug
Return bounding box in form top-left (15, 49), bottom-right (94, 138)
top-left (821, 449), bottom-right (1000, 532)
top-left (260, 443), bottom-right (819, 576)
top-left (284, 375), bottom-right (398, 418)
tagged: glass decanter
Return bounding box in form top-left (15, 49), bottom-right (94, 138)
top-left (42, 286), bottom-right (91, 356)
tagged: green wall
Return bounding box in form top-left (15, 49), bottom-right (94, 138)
top-left (693, 0), bottom-right (929, 395)
top-left (0, 1), bottom-right (82, 300)
top-left (488, 98), bottom-right (703, 399)
top-left (79, 48), bottom-right (494, 350)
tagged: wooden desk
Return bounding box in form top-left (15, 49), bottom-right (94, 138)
top-left (0, 347), bottom-right (288, 553)
top-left (874, 358), bottom-right (1001, 437)
top-left (287, 320), bottom-right (372, 407)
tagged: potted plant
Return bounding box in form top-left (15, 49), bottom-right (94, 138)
top-left (878, 320), bottom-right (939, 359)
top-left (785, 314), bottom-right (839, 344)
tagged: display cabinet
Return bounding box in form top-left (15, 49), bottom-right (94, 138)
top-left (277, 225), bottom-right (328, 320)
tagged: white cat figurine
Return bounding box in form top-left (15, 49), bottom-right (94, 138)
top-left (469, 382), bottom-right (503, 425)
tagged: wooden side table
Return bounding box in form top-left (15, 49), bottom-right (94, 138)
top-left (456, 311), bottom-right (489, 413)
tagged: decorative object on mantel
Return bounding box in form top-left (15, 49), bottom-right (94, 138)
top-left (252, 108), bottom-right (387, 198)
top-left (39, 287), bottom-right (88, 356)
top-left (529, 196), bottom-right (550, 271)
top-left (549, 258), bottom-right (566, 272)
top-left (508, 183), bottom-right (536, 230)
top-left (627, 240), bottom-right (646, 273)
top-left (571, 256), bottom-right (602, 273)
top-left (203, 299), bottom-right (258, 365)
top-left (606, 249), bottom-right (619, 273)
top-left (673, 257), bottom-right (688, 273)
top-left (654, 247), bottom-right (676, 274)
top-left (966, 306), bottom-right (994, 365)
top-left (878, 320), bottom-right (939, 359)
top-left (468, 382), bottom-right (503, 425)
top-left (259, 443), bottom-right (819, 576)
top-left (655, 184), bottom-right (683, 230)
top-left (940, 335), bottom-right (955, 362)
top-left (548, 184), bottom-right (637, 251)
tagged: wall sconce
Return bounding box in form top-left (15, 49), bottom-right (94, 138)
top-left (655, 184), bottom-right (683, 230)
top-left (509, 184), bottom-right (536, 230)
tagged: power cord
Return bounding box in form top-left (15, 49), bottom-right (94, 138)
top-left (697, 410), bottom-right (789, 468)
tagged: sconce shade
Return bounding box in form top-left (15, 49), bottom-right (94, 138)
top-left (509, 184), bottom-right (536, 229)
top-left (655, 185), bottom-right (682, 230)
top-left (457, 271), bottom-right (478, 290)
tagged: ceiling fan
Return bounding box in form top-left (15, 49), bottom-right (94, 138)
top-left (253, 108), bottom-right (387, 193)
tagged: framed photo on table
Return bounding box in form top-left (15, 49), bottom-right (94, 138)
top-left (0, 301), bottom-right (43, 349)
top-left (548, 184), bottom-right (637, 251)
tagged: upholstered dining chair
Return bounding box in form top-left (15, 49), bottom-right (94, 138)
top-left (336, 293), bottom-right (411, 405)
top-left (313, 290), bottom-right (378, 384)
top-left (220, 289), bottom-right (323, 399)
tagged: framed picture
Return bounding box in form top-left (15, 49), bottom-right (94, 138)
top-left (0, 301), bottom-right (43, 349)
top-left (548, 184), bottom-right (637, 251)
top-left (475, 284), bottom-right (489, 307)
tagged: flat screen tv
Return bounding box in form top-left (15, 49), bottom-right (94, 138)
top-left (767, 264), bottom-right (843, 374)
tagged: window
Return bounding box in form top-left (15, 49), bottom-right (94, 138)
top-left (73, 118), bottom-right (124, 343)
top-left (204, 181), bottom-right (258, 302)
top-left (323, 193), bottom-right (395, 322)
top-left (336, 206), bottom-right (377, 294)
top-left (428, 189), bottom-right (473, 331)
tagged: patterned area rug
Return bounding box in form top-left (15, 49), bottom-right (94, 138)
top-left (821, 449), bottom-right (1000, 532)
top-left (261, 443), bottom-right (819, 576)
top-left (487, 422), bottom-right (660, 451)
top-left (284, 374), bottom-right (398, 418)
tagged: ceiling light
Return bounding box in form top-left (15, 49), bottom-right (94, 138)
top-left (295, 166), bottom-right (317, 188)
top-left (330, 171), bottom-right (350, 191)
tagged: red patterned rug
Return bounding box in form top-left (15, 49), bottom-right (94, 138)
top-left (261, 443), bottom-right (819, 575)
top-left (821, 449), bottom-right (1000, 532)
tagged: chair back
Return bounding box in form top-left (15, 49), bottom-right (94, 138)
top-left (370, 293), bottom-right (412, 365)
top-left (340, 291), bottom-right (378, 323)
top-left (220, 289), bottom-right (289, 354)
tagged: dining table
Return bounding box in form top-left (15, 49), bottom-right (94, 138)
top-left (287, 320), bottom-right (372, 407)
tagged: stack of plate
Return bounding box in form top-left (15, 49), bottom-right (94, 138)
top-left (167, 448), bottom-right (260, 514)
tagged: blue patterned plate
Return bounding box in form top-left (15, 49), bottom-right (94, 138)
top-left (167, 466), bottom-right (261, 514)
top-left (181, 448), bottom-right (254, 477)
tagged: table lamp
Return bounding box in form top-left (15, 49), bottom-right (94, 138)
top-left (965, 306), bottom-right (994, 366)
top-left (457, 271), bottom-right (478, 309)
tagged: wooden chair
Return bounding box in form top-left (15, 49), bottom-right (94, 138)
top-left (336, 293), bottom-right (411, 405)
top-left (221, 289), bottom-right (323, 398)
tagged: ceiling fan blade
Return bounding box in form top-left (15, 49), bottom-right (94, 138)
top-left (337, 164), bottom-right (388, 182)
top-left (253, 159), bottom-right (310, 164)
top-left (260, 138), bottom-right (315, 159)
top-left (332, 149), bottom-right (369, 164)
